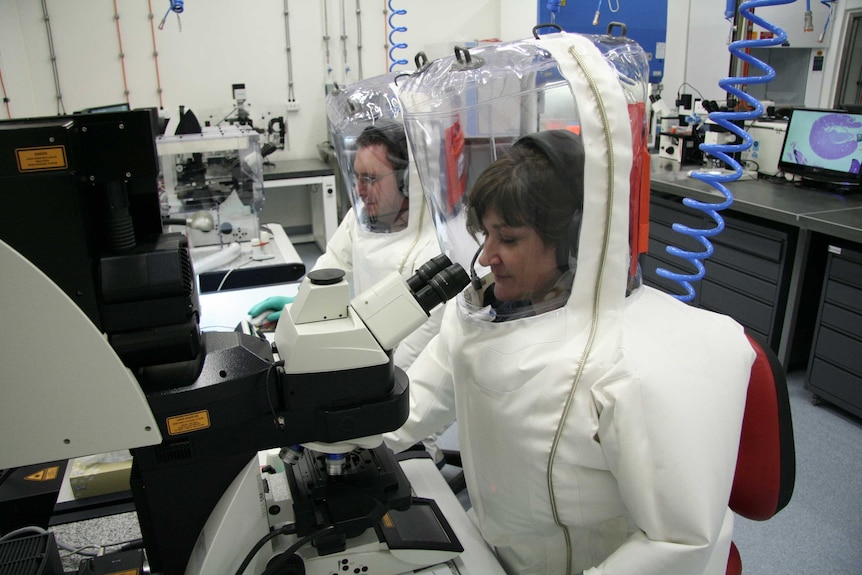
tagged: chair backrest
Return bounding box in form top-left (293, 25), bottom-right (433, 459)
top-left (729, 333), bottom-right (796, 520)
top-left (726, 333), bottom-right (796, 575)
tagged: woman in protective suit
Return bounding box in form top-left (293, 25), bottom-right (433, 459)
top-left (383, 128), bottom-right (755, 574)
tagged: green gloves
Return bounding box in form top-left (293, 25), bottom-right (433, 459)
top-left (248, 295), bottom-right (295, 323)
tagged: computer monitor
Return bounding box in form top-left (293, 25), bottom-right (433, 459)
top-left (74, 102), bottom-right (131, 114)
top-left (777, 107), bottom-right (862, 191)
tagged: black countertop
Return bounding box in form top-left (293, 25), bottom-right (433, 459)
top-left (262, 158), bottom-right (334, 180)
top-left (650, 157), bottom-right (862, 245)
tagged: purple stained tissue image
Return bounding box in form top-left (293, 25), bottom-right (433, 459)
top-left (792, 143), bottom-right (807, 165)
top-left (809, 113), bottom-right (862, 160)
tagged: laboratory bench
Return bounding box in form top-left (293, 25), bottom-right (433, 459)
top-left (189, 224), bottom-right (306, 293)
top-left (261, 158), bottom-right (338, 251)
top-left (181, 157), bottom-right (340, 293)
top-left (648, 157), bottom-right (862, 418)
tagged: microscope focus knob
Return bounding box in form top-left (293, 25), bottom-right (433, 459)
top-left (307, 268), bottom-right (345, 285)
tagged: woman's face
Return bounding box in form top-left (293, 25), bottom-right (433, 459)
top-left (352, 143), bottom-right (404, 225)
top-left (477, 208), bottom-right (561, 302)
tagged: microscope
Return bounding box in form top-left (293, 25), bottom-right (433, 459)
top-left (0, 109), bottom-right (469, 574)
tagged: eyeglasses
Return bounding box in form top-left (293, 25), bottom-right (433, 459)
top-left (352, 170), bottom-right (395, 187)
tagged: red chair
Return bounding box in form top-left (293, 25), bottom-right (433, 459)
top-left (726, 333), bottom-right (796, 574)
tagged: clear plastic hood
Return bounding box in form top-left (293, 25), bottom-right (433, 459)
top-left (326, 74), bottom-right (404, 135)
top-left (397, 30), bottom-right (651, 293)
top-left (326, 74), bottom-right (420, 234)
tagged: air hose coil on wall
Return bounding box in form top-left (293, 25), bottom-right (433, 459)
top-left (387, 0), bottom-right (408, 72)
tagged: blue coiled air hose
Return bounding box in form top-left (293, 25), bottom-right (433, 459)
top-left (547, 0), bottom-right (562, 23)
top-left (157, 0), bottom-right (184, 30)
top-left (656, 0), bottom-right (794, 302)
top-left (387, 0), bottom-right (408, 72)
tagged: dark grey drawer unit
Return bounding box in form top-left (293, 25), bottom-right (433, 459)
top-left (643, 193), bottom-right (796, 351)
top-left (806, 245), bottom-right (862, 418)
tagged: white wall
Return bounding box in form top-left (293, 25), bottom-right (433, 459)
top-left (0, 0), bottom-right (509, 160)
top-left (819, 0), bottom-right (862, 105)
top-left (663, 0), bottom-right (851, 108)
top-left (0, 0), bottom-right (855, 160)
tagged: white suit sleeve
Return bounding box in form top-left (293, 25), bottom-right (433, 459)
top-left (312, 211), bottom-right (355, 277)
top-left (586, 313), bottom-right (753, 574)
top-left (384, 329), bottom-right (457, 453)
top-left (392, 304), bottom-right (444, 370)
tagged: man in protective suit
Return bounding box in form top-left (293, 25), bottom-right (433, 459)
top-left (383, 127), bottom-right (754, 574)
top-left (249, 120), bottom-right (442, 369)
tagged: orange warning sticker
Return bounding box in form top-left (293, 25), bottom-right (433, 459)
top-left (15, 146), bottom-right (68, 172)
top-left (381, 513), bottom-right (395, 529)
top-left (166, 410), bottom-right (211, 435)
top-left (24, 465), bottom-right (60, 482)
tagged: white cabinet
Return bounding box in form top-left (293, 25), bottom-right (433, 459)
top-left (261, 159), bottom-right (337, 251)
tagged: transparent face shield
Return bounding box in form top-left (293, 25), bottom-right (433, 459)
top-left (343, 123), bottom-right (410, 232)
top-left (456, 130), bottom-right (585, 320)
top-left (326, 75), bottom-right (414, 234)
top-left (398, 32), bottom-right (650, 319)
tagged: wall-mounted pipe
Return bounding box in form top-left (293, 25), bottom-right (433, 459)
top-left (112, 0), bottom-right (131, 105)
top-left (41, 0), bottom-right (65, 114)
top-left (283, 0), bottom-right (296, 103)
top-left (0, 53), bottom-right (11, 118)
top-left (322, 0), bottom-right (333, 78)
top-left (355, 0), bottom-right (363, 79)
top-left (147, 0), bottom-right (166, 109)
top-left (340, 0), bottom-right (351, 82)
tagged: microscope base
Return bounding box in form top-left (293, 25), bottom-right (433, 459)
top-left (287, 445), bottom-right (412, 551)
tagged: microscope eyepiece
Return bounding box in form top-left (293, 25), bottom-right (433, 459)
top-left (413, 263), bottom-right (470, 313)
top-left (406, 254), bottom-right (453, 293)
top-left (349, 256), bottom-right (469, 352)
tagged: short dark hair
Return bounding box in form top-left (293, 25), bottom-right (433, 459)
top-left (356, 123), bottom-right (409, 195)
top-left (466, 141), bottom-right (581, 264)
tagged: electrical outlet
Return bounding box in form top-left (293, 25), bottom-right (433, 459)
top-left (286, 101), bottom-right (300, 112)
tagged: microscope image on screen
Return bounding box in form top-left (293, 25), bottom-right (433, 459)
top-left (778, 108), bottom-right (862, 190)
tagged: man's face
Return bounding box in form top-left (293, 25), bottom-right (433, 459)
top-left (477, 208), bottom-right (560, 302)
top-left (352, 144), bottom-right (404, 226)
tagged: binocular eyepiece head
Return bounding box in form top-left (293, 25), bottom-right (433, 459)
top-left (407, 254), bottom-right (470, 314)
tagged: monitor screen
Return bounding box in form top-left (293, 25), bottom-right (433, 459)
top-left (75, 103), bottom-right (131, 114)
top-left (777, 107), bottom-right (862, 189)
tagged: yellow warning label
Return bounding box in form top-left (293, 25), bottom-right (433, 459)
top-left (106, 570), bottom-right (138, 575)
top-left (381, 513), bottom-right (395, 529)
top-left (16, 146), bottom-right (68, 172)
top-left (24, 465), bottom-right (60, 482)
top-left (167, 410), bottom-right (211, 435)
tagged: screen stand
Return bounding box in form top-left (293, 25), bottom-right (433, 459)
top-left (799, 177), bottom-right (861, 195)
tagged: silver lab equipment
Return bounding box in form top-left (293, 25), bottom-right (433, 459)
top-left (157, 125), bottom-right (264, 248)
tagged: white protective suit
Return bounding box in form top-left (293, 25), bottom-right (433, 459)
top-left (385, 34), bottom-right (755, 575)
top-left (313, 156), bottom-right (442, 369)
